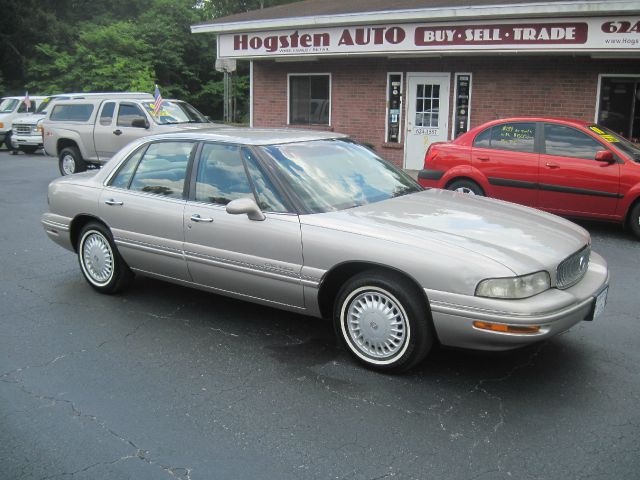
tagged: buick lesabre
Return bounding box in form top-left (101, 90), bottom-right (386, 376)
top-left (42, 128), bottom-right (609, 372)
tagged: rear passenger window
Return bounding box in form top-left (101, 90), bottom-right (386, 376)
top-left (110, 146), bottom-right (146, 189)
top-left (50, 104), bottom-right (95, 121)
top-left (195, 143), bottom-right (252, 205)
top-left (544, 123), bottom-right (605, 160)
top-left (490, 122), bottom-right (535, 153)
top-left (127, 142), bottom-right (194, 198)
top-left (100, 102), bottom-right (115, 126)
top-left (473, 128), bottom-right (491, 148)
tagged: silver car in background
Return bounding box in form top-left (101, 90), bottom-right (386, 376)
top-left (41, 128), bottom-right (609, 372)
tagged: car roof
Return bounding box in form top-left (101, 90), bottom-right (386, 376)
top-left (479, 117), bottom-right (593, 128)
top-left (49, 93), bottom-right (153, 102)
top-left (2, 96), bottom-right (47, 100)
top-left (143, 127), bottom-right (348, 145)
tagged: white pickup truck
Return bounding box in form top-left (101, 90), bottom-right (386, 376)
top-left (42, 95), bottom-right (217, 175)
top-left (0, 95), bottom-right (45, 150)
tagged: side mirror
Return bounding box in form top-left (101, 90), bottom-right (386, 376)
top-left (131, 118), bottom-right (150, 129)
top-left (226, 198), bottom-right (265, 221)
top-left (595, 150), bottom-right (615, 163)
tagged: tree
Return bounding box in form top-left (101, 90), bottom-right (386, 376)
top-left (1, 0), bottom-right (301, 119)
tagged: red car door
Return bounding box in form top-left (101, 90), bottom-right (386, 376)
top-left (538, 123), bottom-right (620, 219)
top-left (471, 121), bottom-right (539, 207)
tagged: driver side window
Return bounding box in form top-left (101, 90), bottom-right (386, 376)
top-left (117, 103), bottom-right (147, 127)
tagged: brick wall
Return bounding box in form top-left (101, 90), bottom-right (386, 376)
top-left (252, 56), bottom-right (637, 167)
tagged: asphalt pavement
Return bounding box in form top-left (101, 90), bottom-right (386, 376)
top-left (1, 149), bottom-right (639, 480)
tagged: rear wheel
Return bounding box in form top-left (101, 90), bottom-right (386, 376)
top-left (334, 270), bottom-right (434, 372)
top-left (629, 202), bottom-right (640, 239)
top-left (447, 179), bottom-right (485, 196)
top-left (78, 222), bottom-right (134, 294)
top-left (59, 146), bottom-right (86, 176)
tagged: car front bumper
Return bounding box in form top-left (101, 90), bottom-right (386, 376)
top-left (12, 133), bottom-right (42, 148)
top-left (427, 251), bottom-right (609, 351)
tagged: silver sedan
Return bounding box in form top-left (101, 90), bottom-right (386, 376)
top-left (42, 128), bottom-right (609, 372)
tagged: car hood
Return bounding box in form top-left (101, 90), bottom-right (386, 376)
top-left (154, 122), bottom-right (213, 131)
top-left (301, 189), bottom-right (590, 275)
top-left (13, 113), bottom-right (44, 125)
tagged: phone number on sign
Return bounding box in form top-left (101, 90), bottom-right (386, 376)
top-left (415, 128), bottom-right (439, 135)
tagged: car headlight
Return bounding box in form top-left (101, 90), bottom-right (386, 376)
top-left (475, 271), bottom-right (550, 299)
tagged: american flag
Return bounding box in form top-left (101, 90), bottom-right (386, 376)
top-left (24, 91), bottom-right (31, 111)
top-left (153, 85), bottom-right (163, 115)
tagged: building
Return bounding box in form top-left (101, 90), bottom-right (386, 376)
top-left (192, 0), bottom-right (640, 169)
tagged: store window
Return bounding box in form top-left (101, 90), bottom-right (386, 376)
top-left (598, 76), bottom-right (640, 142)
top-left (289, 74), bottom-right (330, 125)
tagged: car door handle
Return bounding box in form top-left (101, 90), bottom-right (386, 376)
top-left (113, 129), bottom-right (123, 136)
top-left (477, 156), bottom-right (490, 161)
top-left (104, 198), bottom-right (123, 206)
top-left (190, 214), bottom-right (213, 223)
top-left (545, 162), bottom-right (560, 169)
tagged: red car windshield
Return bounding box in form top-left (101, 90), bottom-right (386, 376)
top-left (588, 125), bottom-right (640, 163)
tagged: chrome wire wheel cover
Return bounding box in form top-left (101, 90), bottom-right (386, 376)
top-left (341, 286), bottom-right (410, 364)
top-left (453, 186), bottom-right (476, 195)
top-left (62, 154), bottom-right (76, 175)
top-left (80, 231), bottom-right (114, 286)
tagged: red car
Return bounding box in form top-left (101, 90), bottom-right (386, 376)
top-left (418, 117), bottom-right (640, 238)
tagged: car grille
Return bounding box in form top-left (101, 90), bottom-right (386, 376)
top-left (556, 245), bottom-right (590, 289)
top-left (15, 124), bottom-right (35, 135)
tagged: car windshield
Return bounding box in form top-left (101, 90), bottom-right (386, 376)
top-left (142, 100), bottom-right (208, 125)
top-left (589, 124), bottom-right (640, 162)
top-left (36, 96), bottom-right (65, 114)
top-left (0, 98), bottom-right (19, 113)
top-left (261, 139), bottom-right (423, 213)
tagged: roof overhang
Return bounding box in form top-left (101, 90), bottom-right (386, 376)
top-left (192, 1), bottom-right (640, 35)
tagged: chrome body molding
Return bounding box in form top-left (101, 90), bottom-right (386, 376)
top-left (114, 237), bottom-right (184, 260)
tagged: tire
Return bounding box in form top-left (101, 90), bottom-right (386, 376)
top-left (334, 270), bottom-right (434, 373)
top-left (629, 202), bottom-right (640, 240)
top-left (59, 146), bottom-right (86, 176)
top-left (5, 131), bottom-right (16, 152)
top-left (447, 179), bottom-right (485, 196)
top-left (77, 222), bottom-right (134, 294)
top-left (20, 146), bottom-right (38, 154)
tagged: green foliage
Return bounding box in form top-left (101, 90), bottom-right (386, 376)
top-left (0, 0), bottom-right (300, 119)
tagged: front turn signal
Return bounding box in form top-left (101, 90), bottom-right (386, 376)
top-left (473, 321), bottom-right (541, 334)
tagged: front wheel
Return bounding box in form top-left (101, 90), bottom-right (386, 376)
top-left (629, 202), bottom-right (640, 240)
top-left (334, 270), bottom-right (434, 372)
top-left (78, 222), bottom-right (133, 294)
top-left (447, 179), bottom-right (485, 196)
top-left (59, 146), bottom-right (86, 176)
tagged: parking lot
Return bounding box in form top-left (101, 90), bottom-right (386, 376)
top-left (1, 149), bottom-right (639, 480)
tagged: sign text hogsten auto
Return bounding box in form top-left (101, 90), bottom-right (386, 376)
top-left (218, 17), bottom-right (640, 58)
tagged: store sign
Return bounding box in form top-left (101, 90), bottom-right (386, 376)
top-left (218, 17), bottom-right (640, 58)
